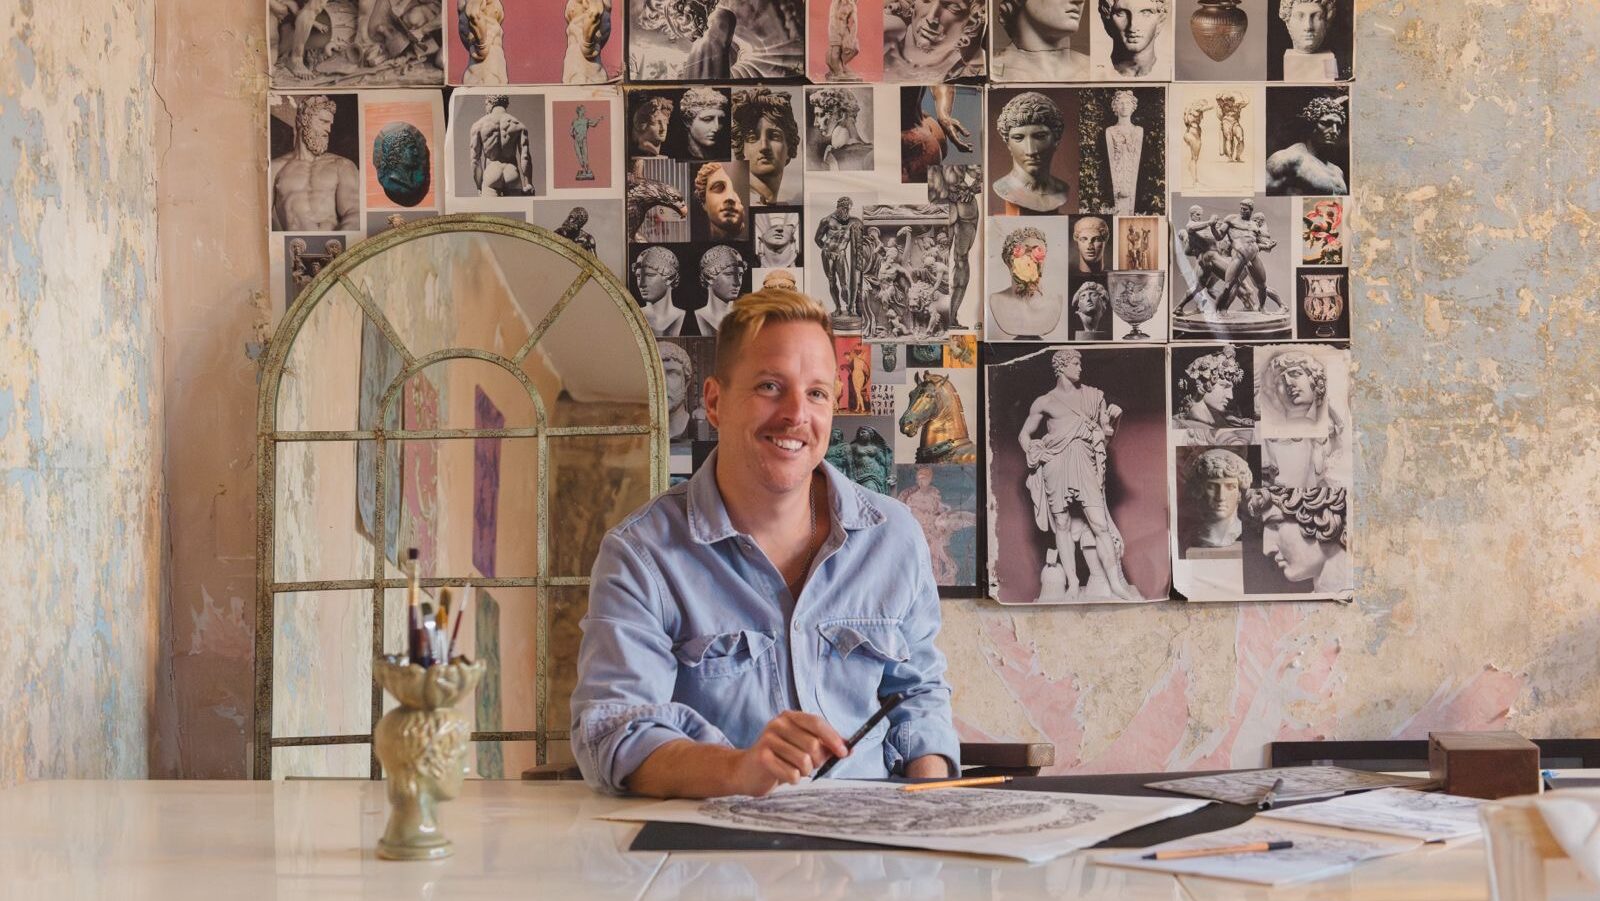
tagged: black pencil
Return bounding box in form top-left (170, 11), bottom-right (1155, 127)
top-left (812, 692), bottom-right (908, 779)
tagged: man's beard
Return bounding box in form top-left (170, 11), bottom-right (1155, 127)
top-left (303, 131), bottom-right (330, 155)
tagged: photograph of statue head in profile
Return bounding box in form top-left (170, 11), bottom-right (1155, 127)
top-left (1177, 446), bottom-right (1252, 558)
top-left (1170, 344), bottom-right (1254, 444)
top-left (1254, 343), bottom-right (1350, 491)
top-left (1068, 278), bottom-right (1111, 341)
top-left (1265, 86), bottom-right (1349, 197)
top-left (882, 0), bottom-right (988, 82)
top-left (628, 93), bottom-right (675, 157)
top-left (1243, 483), bottom-right (1351, 595)
top-left (987, 89), bottom-right (1075, 216)
top-left (990, 0), bottom-right (1091, 82)
top-left (1091, 0), bottom-right (1173, 80)
top-left (1267, 0), bottom-right (1351, 82)
top-left (805, 86), bottom-right (875, 171)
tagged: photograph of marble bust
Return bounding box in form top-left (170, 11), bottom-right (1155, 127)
top-left (1067, 278), bottom-right (1111, 341)
top-left (1069, 215), bottom-right (1110, 273)
top-left (1265, 87), bottom-right (1349, 196)
top-left (805, 86), bottom-right (875, 171)
top-left (1254, 343), bottom-right (1350, 490)
top-left (987, 89), bottom-right (1077, 216)
top-left (1178, 447), bottom-right (1252, 557)
top-left (1267, 0), bottom-right (1351, 82)
top-left (985, 223), bottom-right (1070, 342)
top-left (882, 0), bottom-right (988, 82)
top-left (732, 87), bottom-right (803, 205)
top-left (1091, 0), bottom-right (1173, 81)
top-left (629, 244), bottom-right (688, 336)
top-left (1244, 483), bottom-right (1351, 594)
top-left (990, 0), bottom-right (1091, 82)
top-left (1170, 343), bottom-right (1254, 444)
top-left (670, 87), bottom-right (729, 161)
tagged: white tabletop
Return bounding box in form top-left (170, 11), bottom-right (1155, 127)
top-left (0, 778), bottom-right (1502, 900)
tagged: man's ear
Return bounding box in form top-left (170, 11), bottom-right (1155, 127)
top-left (703, 376), bottom-right (722, 431)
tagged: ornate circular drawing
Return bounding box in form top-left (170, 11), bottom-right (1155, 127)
top-left (699, 789), bottom-right (1101, 837)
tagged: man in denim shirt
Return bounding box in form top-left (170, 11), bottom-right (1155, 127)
top-left (572, 289), bottom-right (960, 797)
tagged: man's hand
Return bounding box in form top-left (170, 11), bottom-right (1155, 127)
top-left (729, 711), bottom-right (850, 797)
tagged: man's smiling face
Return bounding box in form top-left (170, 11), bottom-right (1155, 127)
top-left (705, 320), bottom-right (836, 500)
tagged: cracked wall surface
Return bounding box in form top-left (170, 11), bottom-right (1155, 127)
top-left (143, 0), bottom-right (1600, 778)
top-left (0, 0), bottom-right (164, 789)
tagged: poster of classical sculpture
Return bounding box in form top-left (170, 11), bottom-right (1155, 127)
top-left (1089, 0), bottom-right (1176, 82)
top-left (624, 0), bottom-right (805, 81)
top-left (984, 217), bottom-right (1073, 342)
top-left (446, 0), bottom-right (623, 85)
top-left (1076, 87), bottom-right (1166, 217)
top-left (529, 198), bottom-right (625, 277)
top-left (892, 365), bottom-right (979, 467)
top-left (657, 337), bottom-right (716, 442)
top-left (1266, 0), bottom-right (1352, 82)
top-left (808, 0), bottom-right (885, 83)
top-left (1173, 0), bottom-right (1268, 82)
top-left (268, 0), bottom-right (446, 87)
top-left (1264, 85), bottom-right (1349, 197)
top-left (986, 344), bottom-right (1170, 604)
top-left (278, 233), bottom-right (348, 312)
top-left (361, 92), bottom-right (446, 212)
top-left (1168, 342), bottom-right (1255, 447)
top-left (895, 463), bottom-right (979, 587)
top-left (881, 0), bottom-right (987, 82)
top-left (269, 92), bottom-right (363, 233)
top-left (446, 90), bottom-right (548, 205)
top-left (1166, 82), bottom-right (1263, 196)
top-left (989, 0), bottom-right (1092, 82)
top-left (986, 87), bottom-right (1081, 217)
top-left (827, 416), bottom-right (901, 494)
top-left (1168, 193), bottom-right (1293, 341)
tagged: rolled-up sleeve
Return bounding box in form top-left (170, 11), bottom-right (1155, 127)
top-left (880, 532), bottom-right (961, 775)
top-left (571, 532), bottom-right (732, 794)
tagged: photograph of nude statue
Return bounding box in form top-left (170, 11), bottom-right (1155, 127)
top-left (1169, 193), bottom-right (1293, 341)
top-left (1167, 82), bottom-right (1261, 197)
top-left (1076, 87), bottom-right (1166, 217)
top-left (269, 0), bottom-right (446, 87)
top-left (808, 0), bottom-right (884, 82)
top-left (625, 0), bottom-right (805, 81)
top-left (446, 90), bottom-right (546, 202)
top-left (1264, 86), bottom-right (1349, 197)
top-left (1266, 0), bottom-right (1351, 82)
top-left (985, 344), bottom-right (1170, 604)
top-left (269, 92), bottom-right (362, 233)
top-left (986, 88), bottom-right (1081, 216)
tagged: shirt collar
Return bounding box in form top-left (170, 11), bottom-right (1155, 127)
top-left (686, 448), bottom-right (886, 545)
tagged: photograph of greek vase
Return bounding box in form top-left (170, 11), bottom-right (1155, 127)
top-left (1301, 271), bottom-right (1344, 338)
top-left (1191, 0), bottom-right (1249, 61)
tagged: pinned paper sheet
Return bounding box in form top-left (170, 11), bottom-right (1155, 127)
top-left (1099, 822), bottom-right (1419, 886)
top-left (1261, 788), bottom-right (1484, 842)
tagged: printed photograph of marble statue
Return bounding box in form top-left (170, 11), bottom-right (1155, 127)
top-left (457, 0), bottom-right (507, 83)
top-left (882, 0), bottom-right (987, 82)
top-left (1170, 194), bottom-right (1293, 340)
top-left (805, 87), bottom-right (875, 172)
top-left (926, 163), bottom-right (982, 330)
top-left (732, 87), bottom-right (803, 205)
top-left (1176, 446), bottom-right (1252, 558)
top-left (457, 93), bottom-right (542, 198)
top-left (657, 337), bottom-right (715, 441)
top-left (759, 268), bottom-right (799, 290)
top-left (627, 159), bottom-right (690, 242)
top-left (754, 211), bottom-right (801, 267)
top-left (813, 194), bottom-right (867, 327)
top-left (1243, 483), bottom-right (1351, 595)
top-left (1068, 277), bottom-right (1112, 340)
top-left (1117, 216), bottom-right (1162, 269)
top-left (990, 0), bottom-right (1091, 82)
top-left (987, 89), bottom-right (1077, 216)
top-left (691, 161), bottom-right (748, 240)
top-left (1265, 87), bottom-right (1349, 197)
top-left (901, 86), bottom-right (982, 184)
top-left (896, 464), bottom-right (979, 587)
top-left (270, 0), bottom-right (445, 86)
top-left (985, 221), bottom-right (1070, 342)
top-left (693, 244), bottom-right (751, 333)
top-left (363, 94), bottom-right (443, 210)
top-left (628, 244), bottom-right (690, 335)
top-left (1174, 0), bottom-right (1266, 81)
top-left (1169, 343), bottom-right (1254, 445)
top-left (985, 344), bottom-right (1169, 604)
top-left (625, 0), bottom-right (804, 81)
top-left (1077, 87), bottom-right (1165, 217)
top-left (1070, 215), bottom-right (1110, 273)
top-left (808, 0), bottom-right (883, 81)
top-left (670, 87), bottom-right (730, 161)
top-left (857, 204), bottom-right (962, 340)
top-left (1253, 343), bottom-right (1350, 490)
top-left (826, 0), bottom-right (864, 80)
top-left (444, 0), bottom-right (620, 83)
top-left (563, 0), bottom-right (615, 82)
top-left (1168, 83), bottom-right (1259, 196)
top-left (627, 92), bottom-right (675, 158)
top-left (1091, 0), bottom-right (1173, 81)
top-left (269, 93), bottom-right (361, 231)
top-left (1267, 0), bottom-right (1350, 82)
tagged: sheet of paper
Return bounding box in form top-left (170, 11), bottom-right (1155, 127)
top-left (1098, 822), bottom-right (1420, 886)
top-left (1144, 766), bottom-right (1434, 806)
top-left (1258, 787), bottom-right (1484, 841)
top-left (601, 779), bottom-right (1209, 864)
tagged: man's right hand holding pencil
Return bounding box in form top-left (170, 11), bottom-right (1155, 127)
top-left (626, 711), bottom-right (849, 799)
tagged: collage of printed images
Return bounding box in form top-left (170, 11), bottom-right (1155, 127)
top-left (261, 0), bottom-right (1358, 604)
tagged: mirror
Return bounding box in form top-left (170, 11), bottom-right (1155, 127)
top-left (256, 216), bottom-right (668, 779)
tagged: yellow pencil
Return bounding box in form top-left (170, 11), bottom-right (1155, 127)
top-left (900, 775), bottom-right (1013, 792)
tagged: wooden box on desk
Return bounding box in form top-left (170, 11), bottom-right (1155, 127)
top-left (1428, 731), bottom-right (1541, 799)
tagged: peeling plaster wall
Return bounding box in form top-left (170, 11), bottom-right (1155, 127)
top-left (151, 0), bottom-right (1600, 777)
top-left (0, 1), bottom-right (164, 788)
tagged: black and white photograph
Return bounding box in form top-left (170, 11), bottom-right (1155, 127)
top-left (881, 0), bottom-right (988, 82)
top-left (985, 344), bottom-right (1170, 604)
top-left (625, 0), bottom-right (805, 81)
top-left (269, 92), bottom-right (361, 233)
top-left (665, 86), bottom-right (731, 161)
top-left (279, 233), bottom-right (347, 309)
top-left (1264, 85), bottom-right (1349, 197)
top-left (1077, 87), bottom-right (1166, 217)
top-left (657, 336), bottom-right (717, 443)
top-left (753, 210), bottom-right (803, 268)
top-left (1169, 193), bottom-right (1293, 341)
top-left (1108, 269), bottom-right (1167, 341)
top-left (1089, 0), bottom-right (1175, 81)
top-left (1174, 0), bottom-right (1268, 82)
top-left (732, 87), bottom-right (804, 205)
top-left (628, 158), bottom-right (690, 243)
top-left (1167, 82), bottom-right (1262, 197)
top-left (989, 0), bottom-right (1091, 82)
top-left (269, 0), bottom-right (445, 87)
top-left (1267, 0), bottom-right (1352, 82)
top-left (1169, 343), bottom-right (1255, 447)
top-left (810, 193), bottom-right (962, 341)
top-left (985, 218), bottom-right (1071, 342)
top-left (987, 87), bottom-right (1080, 216)
top-left (627, 242), bottom-right (695, 336)
top-left (806, 86), bottom-right (876, 172)
top-left (1068, 273), bottom-right (1113, 341)
top-left (447, 91), bottom-right (546, 203)
top-left (1253, 342), bottom-right (1350, 482)
top-left (1170, 443), bottom-right (1256, 598)
top-left (689, 160), bottom-right (750, 241)
top-left (1069, 214), bottom-right (1111, 274)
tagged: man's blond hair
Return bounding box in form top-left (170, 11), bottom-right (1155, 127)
top-left (713, 288), bottom-right (833, 381)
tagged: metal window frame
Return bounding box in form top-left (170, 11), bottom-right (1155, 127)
top-left (253, 214), bottom-right (669, 779)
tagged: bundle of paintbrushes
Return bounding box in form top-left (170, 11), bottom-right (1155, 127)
top-left (403, 548), bottom-right (468, 667)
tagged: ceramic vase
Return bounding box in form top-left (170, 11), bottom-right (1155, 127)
top-left (1110, 272), bottom-right (1165, 340)
top-left (1300, 271), bottom-right (1345, 338)
top-left (1192, 0), bottom-right (1249, 62)
top-left (372, 656), bottom-right (485, 861)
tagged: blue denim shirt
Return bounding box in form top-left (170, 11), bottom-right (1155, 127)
top-left (571, 449), bottom-right (960, 795)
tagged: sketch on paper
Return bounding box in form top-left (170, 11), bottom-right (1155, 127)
top-left (1146, 766), bottom-right (1433, 806)
top-left (1102, 823), bottom-right (1419, 886)
top-left (605, 781), bottom-right (1208, 863)
top-left (1260, 788), bottom-right (1485, 842)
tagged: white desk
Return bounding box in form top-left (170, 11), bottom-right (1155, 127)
top-left (0, 779), bottom-right (1499, 900)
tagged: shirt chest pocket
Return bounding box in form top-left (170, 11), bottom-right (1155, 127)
top-left (672, 629), bottom-right (779, 679)
top-left (814, 619), bottom-right (908, 732)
